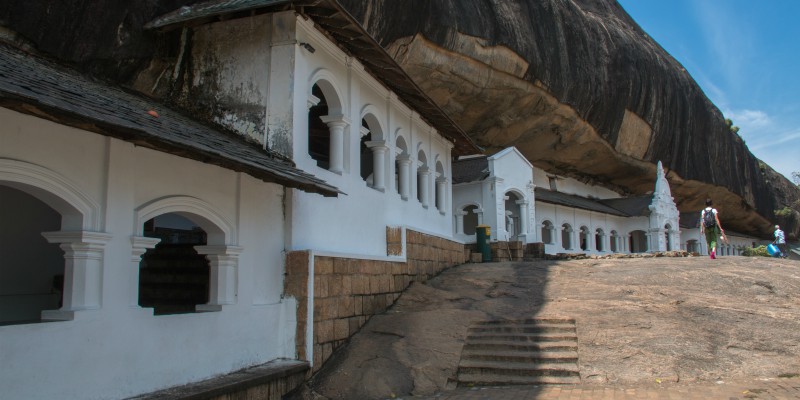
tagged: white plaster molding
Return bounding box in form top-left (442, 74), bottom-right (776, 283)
top-left (0, 158), bottom-right (101, 231)
top-left (135, 195), bottom-right (237, 245)
top-left (41, 230), bottom-right (113, 319)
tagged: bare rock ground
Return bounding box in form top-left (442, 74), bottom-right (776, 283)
top-left (290, 256), bottom-right (800, 399)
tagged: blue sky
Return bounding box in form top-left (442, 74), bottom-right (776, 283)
top-left (617, 0), bottom-right (800, 182)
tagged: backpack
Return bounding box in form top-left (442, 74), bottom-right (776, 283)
top-left (702, 208), bottom-right (716, 228)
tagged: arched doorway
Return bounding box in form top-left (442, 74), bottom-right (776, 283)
top-left (561, 223), bottom-right (573, 250)
top-left (664, 224), bottom-right (673, 251)
top-left (541, 220), bottom-right (554, 244)
top-left (504, 192), bottom-right (522, 240)
top-left (629, 230), bottom-right (648, 253)
top-left (463, 205), bottom-right (479, 235)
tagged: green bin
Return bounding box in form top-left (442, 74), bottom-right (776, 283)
top-left (476, 225), bottom-right (492, 262)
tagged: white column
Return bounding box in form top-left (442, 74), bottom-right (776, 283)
top-left (41, 231), bottom-right (113, 320)
top-left (130, 236), bottom-right (161, 307)
top-left (367, 140), bottom-right (388, 192)
top-left (321, 115), bottom-right (349, 175)
top-left (418, 167), bottom-right (431, 208)
top-left (397, 156), bottom-right (411, 200)
top-left (516, 200), bottom-right (529, 241)
top-left (195, 245), bottom-right (244, 311)
top-left (455, 210), bottom-right (466, 235)
top-left (436, 177), bottom-right (447, 212)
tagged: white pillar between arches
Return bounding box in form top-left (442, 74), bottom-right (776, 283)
top-left (130, 236), bottom-right (161, 307)
top-left (367, 140), bottom-right (388, 192)
top-left (397, 156), bottom-right (411, 200)
top-left (418, 167), bottom-right (431, 208)
top-left (321, 115), bottom-right (349, 175)
top-left (516, 199), bottom-right (529, 242)
top-left (40, 230), bottom-right (112, 320)
top-left (436, 177), bottom-right (447, 212)
top-left (195, 245), bottom-right (244, 311)
top-left (455, 210), bottom-right (466, 235)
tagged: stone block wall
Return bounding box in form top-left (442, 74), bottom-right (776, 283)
top-left (284, 228), bottom-right (466, 373)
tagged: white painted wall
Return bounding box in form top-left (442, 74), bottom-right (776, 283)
top-left (286, 17), bottom-right (455, 255)
top-left (452, 148), bottom-right (535, 244)
top-left (0, 109), bottom-right (296, 400)
top-left (681, 227), bottom-right (763, 256)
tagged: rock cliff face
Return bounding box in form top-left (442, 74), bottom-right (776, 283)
top-left (337, 0), bottom-right (799, 239)
top-left (1, 0), bottom-right (797, 238)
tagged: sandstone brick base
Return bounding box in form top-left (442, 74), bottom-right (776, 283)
top-left (284, 228), bottom-right (466, 373)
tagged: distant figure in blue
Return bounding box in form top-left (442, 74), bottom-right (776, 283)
top-left (700, 198), bottom-right (725, 259)
top-left (774, 225), bottom-right (787, 259)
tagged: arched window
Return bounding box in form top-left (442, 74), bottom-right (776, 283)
top-left (1, 160), bottom-right (109, 323)
top-left (664, 224), bottom-right (673, 251)
top-left (629, 230), bottom-right (648, 253)
top-left (463, 205), bottom-right (479, 235)
top-left (0, 185), bottom-right (64, 325)
top-left (561, 223), bottom-right (573, 250)
top-left (610, 230), bottom-right (619, 252)
top-left (417, 150), bottom-right (429, 207)
top-left (308, 84), bottom-right (330, 169)
top-left (686, 239), bottom-right (699, 253)
top-left (595, 228), bottom-right (605, 252)
top-left (579, 226), bottom-right (590, 251)
top-left (504, 192), bottom-right (522, 239)
top-left (307, 78), bottom-right (346, 174)
top-left (435, 161), bottom-right (446, 213)
top-left (139, 214), bottom-right (211, 315)
top-left (360, 118), bottom-right (373, 183)
top-left (134, 196), bottom-right (241, 315)
top-left (395, 135), bottom-right (409, 199)
top-left (541, 220), bottom-right (554, 244)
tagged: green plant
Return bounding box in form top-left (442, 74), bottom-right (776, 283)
top-left (741, 245), bottom-right (770, 257)
top-left (775, 207), bottom-right (793, 217)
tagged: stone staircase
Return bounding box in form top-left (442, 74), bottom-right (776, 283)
top-left (456, 317), bottom-right (580, 386)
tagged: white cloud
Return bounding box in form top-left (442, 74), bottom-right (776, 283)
top-left (723, 109), bottom-right (772, 134)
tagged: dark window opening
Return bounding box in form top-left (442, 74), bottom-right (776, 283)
top-left (139, 214), bottom-right (209, 315)
top-left (360, 119), bottom-right (373, 182)
top-left (0, 186), bottom-right (63, 325)
top-left (308, 84), bottom-right (330, 169)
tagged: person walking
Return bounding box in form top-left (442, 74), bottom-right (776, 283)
top-left (774, 225), bottom-right (787, 258)
top-left (700, 198), bottom-right (725, 259)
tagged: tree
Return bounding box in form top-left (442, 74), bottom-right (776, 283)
top-left (793, 171), bottom-right (799, 186)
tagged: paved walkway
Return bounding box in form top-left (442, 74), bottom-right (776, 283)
top-left (412, 377), bottom-right (800, 399)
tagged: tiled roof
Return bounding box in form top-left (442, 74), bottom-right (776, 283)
top-left (598, 196), bottom-right (654, 217)
top-left (534, 188), bottom-right (631, 217)
top-left (679, 212), bottom-right (701, 229)
top-left (145, 0), bottom-right (481, 156)
top-left (0, 44), bottom-right (340, 197)
top-left (452, 156), bottom-right (489, 184)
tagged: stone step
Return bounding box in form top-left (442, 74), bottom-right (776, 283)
top-left (458, 360), bottom-right (580, 377)
top-left (457, 373), bottom-right (581, 386)
top-left (468, 324), bottom-right (576, 334)
top-left (463, 340), bottom-right (578, 353)
top-left (466, 332), bottom-right (578, 342)
top-left (460, 349), bottom-right (579, 364)
top-left (475, 318), bottom-right (576, 325)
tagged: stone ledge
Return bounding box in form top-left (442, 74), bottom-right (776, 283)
top-left (128, 359), bottom-right (309, 400)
